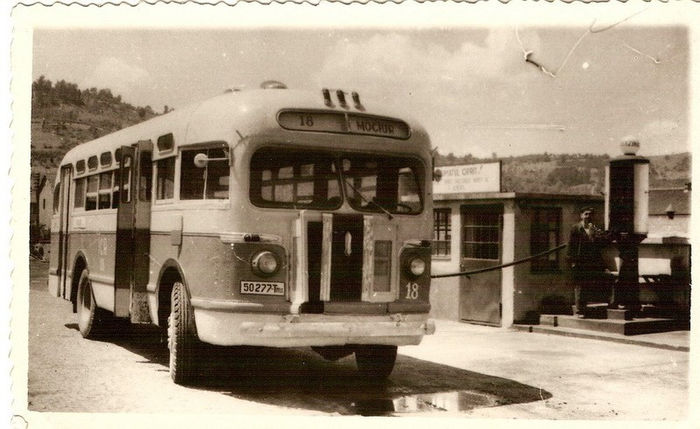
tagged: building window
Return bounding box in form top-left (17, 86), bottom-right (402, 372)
top-left (530, 207), bottom-right (561, 272)
top-left (433, 208), bottom-right (451, 256)
top-left (462, 210), bottom-right (500, 260)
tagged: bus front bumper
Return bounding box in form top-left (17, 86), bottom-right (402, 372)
top-left (192, 307), bottom-right (436, 347)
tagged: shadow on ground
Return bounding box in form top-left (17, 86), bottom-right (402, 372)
top-left (65, 322), bottom-right (551, 416)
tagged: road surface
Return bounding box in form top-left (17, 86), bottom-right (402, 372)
top-left (27, 259), bottom-right (689, 420)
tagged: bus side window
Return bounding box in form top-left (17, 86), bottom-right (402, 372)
top-left (98, 172), bottom-right (112, 209)
top-left (156, 157), bottom-right (175, 200)
top-left (180, 148), bottom-right (228, 200)
top-left (74, 178), bottom-right (85, 209)
top-left (112, 174), bottom-right (120, 209)
top-left (139, 150), bottom-right (152, 202)
top-left (85, 175), bottom-right (98, 211)
top-left (206, 148), bottom-right (229, 199)
top-left (121, 156), bottom-right (132, 203)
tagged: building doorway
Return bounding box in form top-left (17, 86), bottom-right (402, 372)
top-left (459, 204), bottom-right (503, 325)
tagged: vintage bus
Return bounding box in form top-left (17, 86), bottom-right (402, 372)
top-left (48, 81), bottom-right (435, 384)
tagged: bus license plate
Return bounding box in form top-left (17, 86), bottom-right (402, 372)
top-left (240, 281), bottom-right (285, 296)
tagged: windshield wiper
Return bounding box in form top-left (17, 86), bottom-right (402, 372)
top-left (343, 178), bottom-right (393, 220)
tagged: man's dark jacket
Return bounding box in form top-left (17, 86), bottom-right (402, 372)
top-left (567, 221), bottom-right (606, 272)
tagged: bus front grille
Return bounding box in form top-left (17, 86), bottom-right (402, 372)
top-left (302, 214), bottom-right (364, 313)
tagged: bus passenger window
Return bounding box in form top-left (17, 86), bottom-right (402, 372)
top-left (180, 148), bottom-right (229, 200)
top-left (74, 178), bottom-right (85, 209)
top-left (85, 175), bottom-right (98, 211)
top-left (112, 180), bottom-right (120, 209)
top-left (139, 151), bottom-right (152, 202)
top-left (98, 172), bottom-right (112, 209)
top-left (156, 157), bottom-right (175, 200)
top-left (121, 156), bottom-right (131, 203)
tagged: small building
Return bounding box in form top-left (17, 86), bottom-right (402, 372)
top-left (429, 165), bottom-right (691, 327)
top-left (430, 191), bottom-right (603, 326)
top-left (30, 172), bottom-right (54, 251)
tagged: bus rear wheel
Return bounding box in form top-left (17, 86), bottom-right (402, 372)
top-left (354, 345), bottom-right (397, 379)
top-left (76, 268), bottom-right (110, 339)
top-left (168, 281), bottom-right (198, 384)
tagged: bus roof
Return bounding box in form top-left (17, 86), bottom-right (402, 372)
top-left (58, 86), bottom-right (430, 171)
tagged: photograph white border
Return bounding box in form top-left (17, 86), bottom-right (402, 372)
top-left (6, 1), bottom-right (700, 427)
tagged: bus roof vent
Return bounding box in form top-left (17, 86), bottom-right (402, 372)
top-left (260, 80), bottom-right (287, 89)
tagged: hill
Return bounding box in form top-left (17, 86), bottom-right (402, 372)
top-left (31, 76), bottom-right (161, 178)
top-left (29, 77), bottom-right (690, 195)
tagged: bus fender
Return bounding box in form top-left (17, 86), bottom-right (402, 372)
top-left (69, 251), bottom-right (90, 311)
top-left (152, 259), bottom-right (191, 328)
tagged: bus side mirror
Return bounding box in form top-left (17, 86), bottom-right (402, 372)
top-left (194, 153), bottom-right (209, 168)
top-left (433, 168), bottom-right (443, 183)
top-left (194, 152), bottom-right (229, 168)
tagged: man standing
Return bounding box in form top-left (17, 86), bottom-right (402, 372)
top-left (567, 207), bottom-right (607, 317)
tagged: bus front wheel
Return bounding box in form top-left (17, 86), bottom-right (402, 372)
top-left (77, 268), bottom-right (109, 339)
top-left (355, 345), bottom-right (397, 379)
top-left (168, 281), bottom-right (198, 384)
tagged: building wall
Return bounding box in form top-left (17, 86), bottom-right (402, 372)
top-left (501, 200), bottom-right (515, 327)
top-left (510, 200), bottom-right (605, 323)
top-left (38, 182), bottom-right (54, 231)
top-left (647, 215), bottom-right (689, 238)
top-left (429, 201), bottom-right (461, 320)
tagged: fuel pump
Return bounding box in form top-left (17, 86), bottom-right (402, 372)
top-left (605, 138), bottom-right (649, 312)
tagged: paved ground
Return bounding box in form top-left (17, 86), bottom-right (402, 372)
top-left (25, 259), bottom-right (690, 421)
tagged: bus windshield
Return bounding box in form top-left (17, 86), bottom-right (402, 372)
top-left (250, 148), bottom-right (423, 214)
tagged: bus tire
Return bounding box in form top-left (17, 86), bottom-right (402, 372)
top-left (354, 345), bottom-right (397, 379)
top-left (76, 269), bottom-right (107, 339)
top-left (168, 281), bottom-right (198, 384)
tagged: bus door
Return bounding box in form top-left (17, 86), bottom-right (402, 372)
top-left (459, 204), bottom-right (503, 326)
top-left (57, 165), bottom-right (72, 298)
top-left (114, 140), bottom-right (153, 322)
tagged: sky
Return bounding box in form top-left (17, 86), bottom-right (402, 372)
top-left (32, 25), bottom-right (689, 158)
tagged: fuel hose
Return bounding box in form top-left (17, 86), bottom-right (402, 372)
top-left (431, 243), bottom-right (568, 279)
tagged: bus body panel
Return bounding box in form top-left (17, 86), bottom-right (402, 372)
top-left (68, 230), bottom-right (117, 311)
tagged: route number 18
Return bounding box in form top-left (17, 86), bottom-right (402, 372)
top-left (299, 114), bottom-right (314, 127)
top-left (404, 282), bottom-right (419, 300)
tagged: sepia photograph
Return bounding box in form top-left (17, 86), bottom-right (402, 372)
top-left (7, 1), bottom-right (697, 425)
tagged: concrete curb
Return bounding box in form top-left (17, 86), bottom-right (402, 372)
top-left (512, 324), bottom-right (690, 352)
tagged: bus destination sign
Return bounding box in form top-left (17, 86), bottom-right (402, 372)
top-left (277, 110), bottom-right (410, 139)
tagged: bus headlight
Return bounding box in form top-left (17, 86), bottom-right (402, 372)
top-left (252, 251), bottom-right (279, 275)
top-left (408, 257), bottom-right (426, 277)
